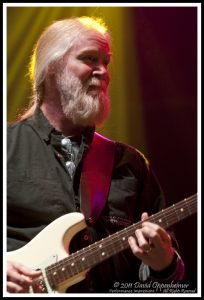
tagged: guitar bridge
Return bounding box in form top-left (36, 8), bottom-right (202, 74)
top-left (29, 254), bottom-right (58, 293)
top-left (31, 275), bottom-right (48, 293)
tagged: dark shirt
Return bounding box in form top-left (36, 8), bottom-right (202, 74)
top-left (7, 107), bottom-right (184, 292)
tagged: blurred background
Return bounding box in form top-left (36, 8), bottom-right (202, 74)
top-left (7, 6), bottom-right (198, 285)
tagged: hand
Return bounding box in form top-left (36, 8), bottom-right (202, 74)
top-left (7, 260), bottom-right (42, 293)
top-left (128, 212), bottom-right (174, 271)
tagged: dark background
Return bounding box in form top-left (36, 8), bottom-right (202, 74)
top-left (6, 6), bottom-right (199, 284)
top-left (130, 8), bottom-right (197, 283)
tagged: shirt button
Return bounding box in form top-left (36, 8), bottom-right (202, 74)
top-left (75, 205), bottom-right (80, 211)
top-left (88, 217), bottom-right (93, 224)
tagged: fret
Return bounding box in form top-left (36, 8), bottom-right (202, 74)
top-left (74, 251), bottom-right (81, 272)
top-left (172, 204), bottom-right (180, 222)
top-left (159, 209), bottom-right (169, 227)
top-left (155, 214), bottom-right (167, 227)
top-left (46, 267), bottom-right (60, 287)
top-left (106, 231), bottom-right (129, 257)
top-left (76, 250), bottom-right (89, 273)
top-left (150, 213), bottom-right (168, 228)
top-left (163, 205), bottom-right (179, 228)
top-left (45, 193), bottom-right (197, 289)
top-left (184, 197), bottom-right (193, 216)
top-left (112, 230), bottom-right (128, 253)
top-left (55, 262), bottom-right (68, 282)
top-left (177, 203), bottom-right (186, 219)
top-left (150, 214), bottom-right (156, 224)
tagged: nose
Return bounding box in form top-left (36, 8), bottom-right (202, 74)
top-left (92, 64), bottom-right (109, 85)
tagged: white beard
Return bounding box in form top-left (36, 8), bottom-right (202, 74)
top-left (56, 69), bottom-right (110, 127)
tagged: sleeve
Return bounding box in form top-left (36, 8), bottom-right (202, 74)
top-left (133, 151), bottom-right (185, 281)
top-left (139, 250), bottom-right (185, 282)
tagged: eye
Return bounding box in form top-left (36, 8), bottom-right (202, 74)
top-left (83, 55), bottom-right (97, 64)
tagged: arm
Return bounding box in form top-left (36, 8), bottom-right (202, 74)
top-left (130, 148), bottom-right (185, 281)
top-left (128, 212), bottom-right (185, 281)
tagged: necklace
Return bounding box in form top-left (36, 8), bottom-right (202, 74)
top-left (61, 137), bottom-right (75, 179)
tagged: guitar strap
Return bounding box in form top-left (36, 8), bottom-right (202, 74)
top-left (80, 132), bottom-right (116, 224)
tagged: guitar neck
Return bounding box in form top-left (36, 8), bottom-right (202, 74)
top-left (46, 194), bottom-right (197, 287)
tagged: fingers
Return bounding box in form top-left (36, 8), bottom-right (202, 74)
top-left (141, 212), bottom-right (149, 221)
top-left (134, 228), bottom-right (152, 252)
top-left (7, 280), bottom-right (30, 293)
top-left (140, 211), bottom-right (172, 247)
top-left (7, 271), bottom-right (32, 286)
top-left (8, 261), bottom-right (41, 277)
top-left (7, 261), bottom-right (42, 293)
top-left (128, 236), bottom-right (148, 257)
top-left (141, 221), bottom-right (172, 247)
top-left (128, 212), bottom-right (174, 271)
top-left (7, 261), bottom-right (41, 276)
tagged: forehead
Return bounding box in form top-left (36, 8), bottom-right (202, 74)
top-left (71, 30), bottom-right (110, 54)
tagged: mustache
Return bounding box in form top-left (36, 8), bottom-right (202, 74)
top-left (85, 77), bottom-right (107, 90)
top-left (88, 77), bottom-right (101, 86)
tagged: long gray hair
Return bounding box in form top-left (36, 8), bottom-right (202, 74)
top-left (20, 16), bottom-right (110, 120)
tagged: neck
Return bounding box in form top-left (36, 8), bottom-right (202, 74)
top-left (40, 100), bottom-right (85, 137)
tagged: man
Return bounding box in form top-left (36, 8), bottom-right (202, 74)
top-left (7, 16), bottom-right (184, 293)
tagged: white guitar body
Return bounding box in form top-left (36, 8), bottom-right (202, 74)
top-left (7, 194), bottom-right (197, 294)
top-left (7, 212), bottom-right (88, 293)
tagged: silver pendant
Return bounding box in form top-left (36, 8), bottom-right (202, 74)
top-left (61, 137), bottom-right (72, 152)
top-left (65, 161), bottom-right (75, 179)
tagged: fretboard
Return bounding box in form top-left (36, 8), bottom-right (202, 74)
top-left (46, 193), bottom-right (197, 287)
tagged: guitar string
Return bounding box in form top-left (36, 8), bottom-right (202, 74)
top-left (46, 194), bottom-right (197, 273)
top-left (46, 194), bottom-right (197, 275)
top-left (52, 194), bottom-right (197, 257)
top-left (45, 196), bottom-right (197, 287)
top-left (54, 198), bottom-right (197, 266)
top-left (45, 194), bottom-right (197, 285)
top-left (45, 199), bottom-right (197, 287)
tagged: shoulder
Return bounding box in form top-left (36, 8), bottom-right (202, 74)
top-left (95, 132), bottom-right (150, 173)
top-left (7, 120), bottom-right (34, 139)
top-left (7, 119), bottom-right (39, 152)
top-left (8, 119), bottom-right (32, 131)
top-left (115, 140), bottom-right (150, 170)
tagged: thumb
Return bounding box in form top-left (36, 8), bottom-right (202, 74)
top-left (141, 212), bottom-right (149, 221)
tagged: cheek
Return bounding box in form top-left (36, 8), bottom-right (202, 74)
top-left (68, 62), bottom-right (93, 83)
top-left (80, 67), bottom-right (93, 84)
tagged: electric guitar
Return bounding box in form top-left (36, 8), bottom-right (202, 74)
top-left (7, 194), bottom-right (197, 293)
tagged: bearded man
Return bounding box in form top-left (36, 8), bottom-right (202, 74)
top-left (7, 16), bottom-right (184, 294)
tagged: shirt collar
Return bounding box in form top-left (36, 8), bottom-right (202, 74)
top-left (29, 105), bottom-right (95, 147)
top-left (29, 105), bottom-right (53, 141)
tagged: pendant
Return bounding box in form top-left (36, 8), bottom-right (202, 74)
top-left (65, 161), bottom-right (75, 179)
top-left (61, 137), bottom-right (72, 152)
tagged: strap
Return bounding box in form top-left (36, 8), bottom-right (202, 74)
top-left (80, 132), bottom-right (116, 224)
